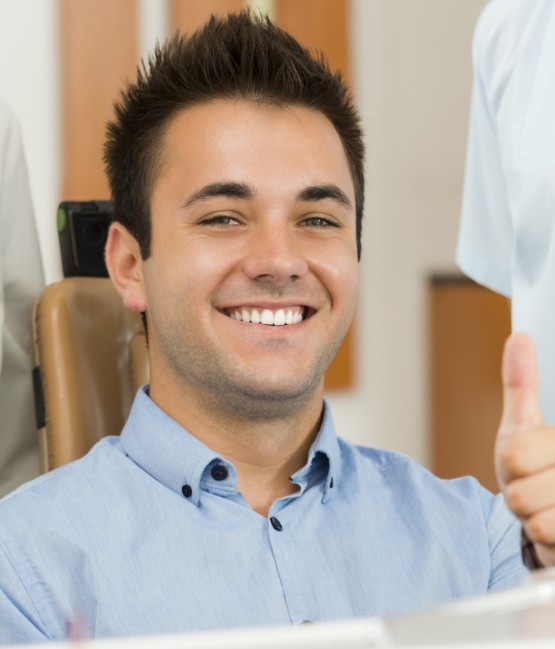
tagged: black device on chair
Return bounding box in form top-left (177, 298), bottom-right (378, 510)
top-left (57, 200), bottom-right (111, 277)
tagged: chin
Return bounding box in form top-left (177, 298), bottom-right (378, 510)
top-left (214, 375), bottom-right (323, 419)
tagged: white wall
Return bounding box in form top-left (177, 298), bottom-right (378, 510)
top-left (0, 0), bottom-right (487, 465)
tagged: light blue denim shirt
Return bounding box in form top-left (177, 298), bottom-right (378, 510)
top-left (0, 389), bottom-right (526, 644)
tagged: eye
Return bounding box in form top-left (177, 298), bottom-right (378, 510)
top-left (199, 214), bottom-right (241, 227)
top-left (301, 216), bottom-right (340, 228)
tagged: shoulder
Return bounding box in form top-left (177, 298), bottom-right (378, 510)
top-left (340, 439), bottom-right (496, 515)
top-left (475, 0), bottom-right (544, 40)
top-left (473, 0), bottom-right (549, 70)
top-left (0, 436), bottom-right (125, 525)
top-left (342, 441), bottom-right (524, 576)
top-left (0, 435), bottom-right (143, 599)
top-left (340, 441), bottom-right (414, 473)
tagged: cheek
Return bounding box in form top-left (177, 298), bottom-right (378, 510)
top-left (144, 247), bottom-right (230, 314)
top-left (339, 267), bottom-right (359, 319)
top-left (312, 245), bottom-right (359, 304)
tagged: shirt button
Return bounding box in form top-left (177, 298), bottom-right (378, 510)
top-left (211, 464), bottom-right (228, 481)
top-left (270, 516), bottom-right (283, 531)
top-left (181, 484), bottom-right (192, 498)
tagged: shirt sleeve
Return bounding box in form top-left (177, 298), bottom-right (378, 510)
top-left (0, 96), bottom-right (45, 493)
top-left (487, 493), bottom-right (528, 590)
top-left (0, 544), bottom-right (51, 644)
top-left (456, 8), bottom-right (514, 298)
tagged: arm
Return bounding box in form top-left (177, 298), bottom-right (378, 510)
top-left (0, 544), bottom-right (50, 644)
top-left (0, 96), bottom-right (45, 493)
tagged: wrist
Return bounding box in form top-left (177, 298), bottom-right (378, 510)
top-left (521, 528), bottom-right (545, 570)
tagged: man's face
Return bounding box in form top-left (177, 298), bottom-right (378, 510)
top-left (139, 99), bottom-right (358, 419)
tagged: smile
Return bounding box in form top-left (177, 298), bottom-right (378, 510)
top-left (224, 306), bottom-right (306, 326)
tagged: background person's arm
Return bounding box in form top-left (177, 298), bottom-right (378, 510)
top-left (0, 96), bottom-right (45, 495)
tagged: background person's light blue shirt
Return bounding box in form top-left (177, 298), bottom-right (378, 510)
top-left (457, 0), bottom-right (555, 422)
top-left (0, 389), bottom-right (526, 644)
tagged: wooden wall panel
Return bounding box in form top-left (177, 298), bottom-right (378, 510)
top-left (60, 0), bottom-right (139, 199)
top-left (276, 0), bottom-right (350, 81)
top-left (429, 277), bottom-right (511, 493)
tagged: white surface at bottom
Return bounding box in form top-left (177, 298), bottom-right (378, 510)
top-left (4, 569), bottom-right (555, 649)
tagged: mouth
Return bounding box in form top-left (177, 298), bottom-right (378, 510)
top-left (220, 305), bottom-right (314, 326)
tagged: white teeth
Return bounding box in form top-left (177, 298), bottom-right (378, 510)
top-left (228, 307), bottom-right (305, 325)
top-left (261, 309), bottom-right (274, 325)
top-left (274, 309), bottom-right (286, 326)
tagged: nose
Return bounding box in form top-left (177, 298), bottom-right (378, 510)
top-left (242, 223), bottom-right (308, 283)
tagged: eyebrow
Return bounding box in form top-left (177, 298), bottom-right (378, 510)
top-left (182, 182), bottom-right (255, 208)
top-left (181, 181), bottom-right (352, 210)
top-left (297, 184), bottom-right (353, 210)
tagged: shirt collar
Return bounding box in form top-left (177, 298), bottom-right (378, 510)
top-left (119, 388), bottom-right (342, 506)
top-left (290, 400), bottom-right (341, 503)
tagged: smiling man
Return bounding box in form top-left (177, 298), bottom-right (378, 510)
top-left (0, 10), bottom-right (538, 644)
top-left (107, 98), bottom-right (359, 517)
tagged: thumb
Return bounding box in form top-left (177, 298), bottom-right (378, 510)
top-left (499, 332), bottom-right (543, 437)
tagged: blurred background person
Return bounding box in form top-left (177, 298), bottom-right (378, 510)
top-left (0, 95), bottom-right (44, 496)
top-left (457, 0), bottom-right (555, 420)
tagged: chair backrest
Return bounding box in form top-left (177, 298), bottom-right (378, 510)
top-left (32, 277), bottom-right (149, 472)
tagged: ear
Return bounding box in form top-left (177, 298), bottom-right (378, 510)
top-left (105, 222), bottom-right (147, 313)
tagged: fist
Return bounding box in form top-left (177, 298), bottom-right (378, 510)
top-left (496, 332), bottom-right (555, 567)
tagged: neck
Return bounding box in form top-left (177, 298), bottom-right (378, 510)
top-left (224, 431), bottom-right (317, 516)
top-left (150, 377), bottom-right (324, 517)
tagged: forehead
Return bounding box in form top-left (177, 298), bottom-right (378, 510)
top-left (154, 99), bottom-right (354, 200)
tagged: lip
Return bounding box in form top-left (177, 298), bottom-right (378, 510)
top-left (218, 300), bottom-right (316, 311)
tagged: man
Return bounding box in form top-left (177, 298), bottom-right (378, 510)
top-left (0, 11), bottom-right (545, 644)
top-left (0, 95), bottom-right (44, 497)
top-left (458, 0), bottom-right (555, 570)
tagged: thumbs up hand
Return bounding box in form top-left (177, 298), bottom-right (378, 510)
top-left (496, 332), bottom-right (555, 567)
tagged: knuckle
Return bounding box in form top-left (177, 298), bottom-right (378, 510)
top-left (527, 516), bottom-right (552, 545)
top-left (504, 481), bottom-right (528, 516)
top-left (498, 437), bottom-right (528, 477)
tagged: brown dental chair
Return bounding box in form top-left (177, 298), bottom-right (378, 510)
top-left (32, 277), bottom-right (149, 472)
